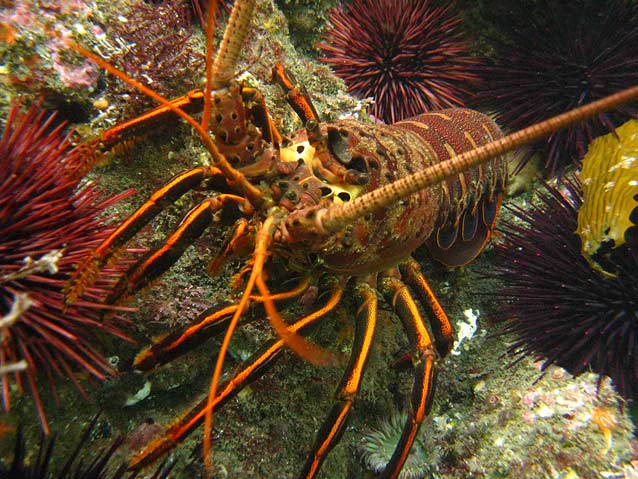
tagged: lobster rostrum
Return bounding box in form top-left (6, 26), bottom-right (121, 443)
top-left (64, 0), bottom-right (638, 477)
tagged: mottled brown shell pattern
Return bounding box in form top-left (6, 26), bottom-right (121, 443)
top-left (277, 109), bottom-right (507, 274)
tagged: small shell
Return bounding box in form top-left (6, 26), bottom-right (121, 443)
top-left (577, 120), bottom-right (638, 274)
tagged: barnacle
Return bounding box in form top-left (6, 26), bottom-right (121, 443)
top-left (577, 119), bottom-right (638, 275)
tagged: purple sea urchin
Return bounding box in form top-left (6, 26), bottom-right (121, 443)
top-left (1, 415), bottom-right (176, 478)
top-left (108, 0), bottom-right (205, 114)
top-left (492, 178), bottom-right (638, 401)
top-left (475, 0), bottom-right (638, 176)
top-left (0, 101), bottom-right (133, 433)
top-left (318, 0), bottom-right (482, 124)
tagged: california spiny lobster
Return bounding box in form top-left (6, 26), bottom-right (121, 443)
top-left (60, 0), bottom-right (638, 477)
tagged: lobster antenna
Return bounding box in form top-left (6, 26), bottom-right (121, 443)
top-left (318, 86), bottom-right (638, 234)
top-left (203, 213), bottom-right (275, 475)
top-left (203, 0), bottom-right (255, 133)
top-left (201, 0), bottom-right (217, 134)
top-left (210, 0), bottom-right (257, 87)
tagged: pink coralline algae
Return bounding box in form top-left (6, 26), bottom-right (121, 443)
top-left (48, 27), bottom-right (99, 89)
top-left (0, 0), bottom-right (100, 98)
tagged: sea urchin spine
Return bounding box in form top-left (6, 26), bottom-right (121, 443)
top-left (474, 0), bottom-right (638, 176)
top-left (492, 177), bottom-right (638, 401)
top-left (318, 0), bottom-right (482, 124)
top-left (0, 100), bottom-right (134, 433)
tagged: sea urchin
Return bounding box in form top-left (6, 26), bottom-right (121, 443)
top-left (492, 177), bottom-right (638, 401)
top-left (318, 0), bottom-right (482, 124)
top-left (475, 0), bottom-right (638, 176)
top-left (1, 415), bottom-right (176, 478)
top-left (0, 100), bottom-right (133, 433)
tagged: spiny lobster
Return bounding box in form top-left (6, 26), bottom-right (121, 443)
top-left (63, 0), bottom-right (638, 477)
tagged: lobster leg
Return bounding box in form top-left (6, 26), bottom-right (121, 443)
top-left (272, 63), bottom-right (369, 186)
top-left (105, 193), bottom-right (247, 305)
top-left (299, 281), bottom-right (378, 479)
top-left (133, 276), bottom-right (312, 371)
top-left (399, 257), bottom-right (454, 357)
top-left (129, 278), bottom-right (344, 471)
top-left (73, 90), bottom-right (207, 174)
top-left (379, 270), bottom-right (438, 479)
top-left (272, 64), bottom-right (320, 125)
top-left (64, 166), bottom-right (236, 304)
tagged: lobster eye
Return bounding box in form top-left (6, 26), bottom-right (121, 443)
top-left (327, 126), bottom-right (352, 164)
top-left (350, 155), bottom-right (367, 173)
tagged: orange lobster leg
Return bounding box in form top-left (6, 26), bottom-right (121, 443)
top-left (73, 90), bottom-right (206, 174)
top-left (379, 271), bottom-right (438, 479)
top-left (129, 279), bottom-right (344, 471)
top-left (271, 63), bottom-right (320, 125)
top-left (102, 91), bottom-right (205, 153)
top-left (134, 303), bottom-right (240, 371)
top-left (105, 193), bottom-right (247, 305)
top-left (299, 281), bottom-right (377, 479)
top-left (64, 166), bottom-right (232, 304)
top-left (78, 84), bottom-right (281, 168)
top-left (399, 257), bottom-right (454, 357)
top-left (272, 63), bottom-right (367, 186)
top-left (206, 218), bottom-right (252, 277)
top-left (134, 276), bottom-right (312, 371)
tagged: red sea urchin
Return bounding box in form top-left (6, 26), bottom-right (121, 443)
top-left (491, 178), bottom-right (638, 402)
top-left (318, 0), bottom-right (482, 124)
top-left (0, 101), bottom-right (133, 433)
top-left (474, 0), bottom-right (638, 176)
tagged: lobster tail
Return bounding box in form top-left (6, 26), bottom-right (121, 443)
top-left (425, 181), bottom-right (503, 266)
top-left (396, 109), bottom-right (507, 266)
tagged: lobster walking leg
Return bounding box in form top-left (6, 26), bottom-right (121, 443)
top-left (399, 257), bottom-right (454, 356)
top-left (133, 276), bottom-right (313, 371)
top-left (379, 272), bottom-right (438, 479)
top-left (134, 303), bottom-right (241, 371)
top-left (74, 90), bottom-right (207, 171)
top-left (129, 279), bottom-right (344, 471)
top-left (299, 281), bottom-right (377, 479)
top-left (105, 193), bottom-right (247, 305)
top-left (272, 63), bottom-right (368, 186)
top-left (64, 166), bottom-right (235, 304)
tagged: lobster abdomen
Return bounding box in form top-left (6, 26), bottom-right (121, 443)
top-left (396, 109), bottom-right (507, 266)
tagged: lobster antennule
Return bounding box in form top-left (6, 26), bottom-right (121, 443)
top-left (316, 85), bottom-right (638, 235)
top-left (202, 212), bottom-right (340, 474)
top-left (256, 274), bottom-right (345, 367)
